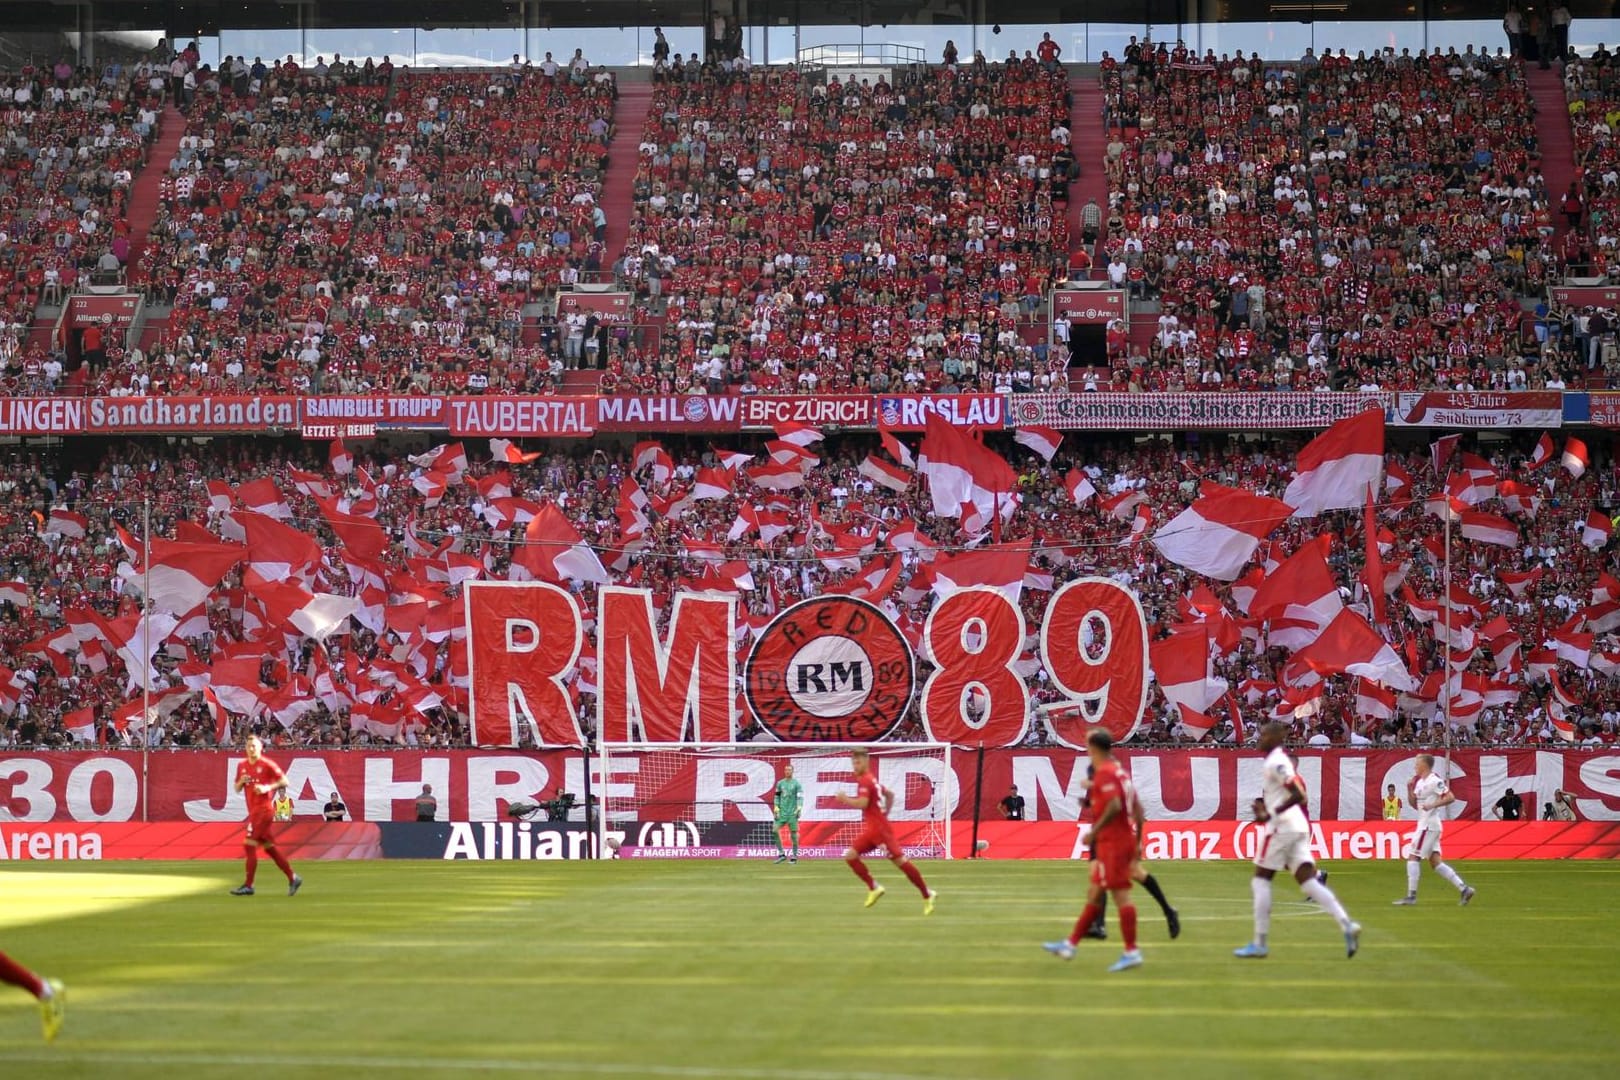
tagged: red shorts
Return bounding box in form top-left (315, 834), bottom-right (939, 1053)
top-left (851, 822), bottom-right (901, 857)
top-left (245, 812), bottom-right (276, 845)
top-left (1088, 844), bottom-right (1134, 891)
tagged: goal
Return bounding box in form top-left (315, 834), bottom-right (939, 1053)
top-left (595, 742), bottom-right (953, 860)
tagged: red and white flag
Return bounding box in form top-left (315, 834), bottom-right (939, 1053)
top-left (1151, 625), bottom-right (1228, 712)
top-left (1459, 510), bottom-right (1518, 548)
top-left (879, 428), bottom-right (915, 469)
top-left (409, 442), bottom-right (469, 479)
top-left (1597, 573), bottom-right (1620, 605)
top-left (1497, 479), bottom-right (1540, 516)
top-left (1284, 409), bottom-right (1384, 516)
top-left (255, 580), bottom-right (359, 641)
top-left (1283, 608), bottom-right (1416, 690)
top-left (1549, 673), bottom-right (1580, 740)
top-left (330, 438), bottom-right (354, 476)
top-left (511, 504), bottom-right (611, 584)
top-left (122, 538), bottom-right (242, 616)
top-left (917, 414), bottom-right (1018, 525)
top-left (712, 448), bottom-right (754, 471)
top-left (1151, 487), bottom-right (1292, 581)
top-left (1099, 488), bottom-right (1147, 521)
top-left (236, 477), bottom-right (292, 521)
top-left (237, 512), bottom-right (322, 584)
top-left (1581, 511), bottom-right (1613, 550)
top-left (1248, 535), bottom-right (1343, 628)
top-left (0, 582), bottom-right (28, 607)
top-left (45, 508), bottom-right (88, 539)
top-left (1530, 432), bottom-right (1554, 469)
top-left (490, 438), bottom-right (541, 464)
top-left (1355, 680), bottom-right (1397, 720)
top-left (1563, 437), bottom-right (1590, 479)
top-left (692, 466), bottom-right (735, 501)
top-left (64, 706), bottom-right (97, 743)
top-left (1013, 426), bottom-right (1063, 462)
top-left (750, 462), bottom-right (807, 492)
top-left (1064, 470), bottom-right (1096, 506)
top-left (773, 421), bottom-right (824, 448)
top-left (1500, 567), bottom-right (1543, 597)
top-left (1430, 433), bottom-right (1461, 476)
top-left (859, 454), bottom-right (912, 492)
top-left (1552, 623), bottom-right (1594, 668)
top-left (1175, 703), bottom-right (1218, 741)
top-left (931, 543), bottom-right (1029, 604)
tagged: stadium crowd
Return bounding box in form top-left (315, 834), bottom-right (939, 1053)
top-left (0, 431), bottom-right (1614, 753)
top-left (6, 41), bottom-right (1620, 398)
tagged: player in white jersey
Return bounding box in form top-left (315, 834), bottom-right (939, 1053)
top-left (1393, 754), bottom-right (1476, 906)
top-left (1235, 723), bottom-right (1362, 960)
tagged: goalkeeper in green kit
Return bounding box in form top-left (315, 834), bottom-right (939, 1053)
top-left (773, 763), bottom-right (804, 863)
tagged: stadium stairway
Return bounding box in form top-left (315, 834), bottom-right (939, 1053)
top-left (124, 104), bottom-right (187, 283)
top-left (601, 83), bottom-right (654, 264)
top-left (1526, 65), bottom-right (1577, 244)
top-left (1067, 70), bottom-right (1110, 280)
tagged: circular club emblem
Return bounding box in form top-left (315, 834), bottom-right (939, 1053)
top-left (744, 596), bottom-right (914, 742)
top-left (878, 398), bottom-right (902, 427)
top-left (1015, 399), bottom-right (1046, 424)
top-left (683, 397), bottom-right (710, 423)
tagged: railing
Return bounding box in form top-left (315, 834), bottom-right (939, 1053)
top-left (796, 43), bottom-right (927, 68)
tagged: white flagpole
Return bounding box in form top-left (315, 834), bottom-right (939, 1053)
top-left (1442, 502), bottom-right (1454, 808)
top-left (142, 494), bottom-right (151, 822)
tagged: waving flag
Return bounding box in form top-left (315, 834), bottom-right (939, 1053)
top-left (1530, 433), bottom-right (1554, 469)
top-left (1284, 609), bottom-right (1416, 690)
top-left (236, 477), bottom-right (292, 521)
top-left (1459, 511), bottom-right (1518, 548)
top-left (237, 511), bottom-right (322, 584)
top-left (773, 421), bottom-right (824, 448)
top-left (330, 438), bottom-right (354, 476)
top-left (1582, 512), bottom-right (1613, 550)
top-left (931, 543), bottom-right (1029, 603)
top-left (1064, 470), bottom-right (1096, 506)
top-left (1284, 409), bottom-right (1384, 516)
top-left (1151, 487), bottom-right (1292, 581)
top-left (879, 428), bottom-right (916, 469)
top-left (1355, 680), bottom-right (1397, 721)
top-left (692, 466), bottom-right (735, 501)
top-left (1151, 625), bottom-right (1228, 713)
top-left (917, 414), bottom-right (1017, 523)
top-left (750, 462), bottom-right (807, 492)
top-left (1249, 535), bottom-right (1343, 628)
top-left (859, 455), bottom-right (911, 493)
top-left (45, 508), bottom-right (88, 539)
top-left (1013, 426), bottom-right (1063, 462)
top-left (511, 503), bottom-right (611, 584)
top-left (1563, 437), bottom-right (1590, 479)
top-left (1175, 703), bottom-right (1218, 741)
top-left (121, 539), bottom-right (242, 616)
top-left (490, 438), bottom-right (541, 464)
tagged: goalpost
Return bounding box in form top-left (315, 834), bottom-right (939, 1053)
top-left (594, 742), bottom-right (953, 860)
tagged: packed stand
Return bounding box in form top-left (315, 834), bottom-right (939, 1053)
top-left (1097, 41), bottom-right (1562, 392)
top-left (0, 430), bottom-right (1614, 752)
top-left (0, 57), bottom-right (167, 387)
top-left (616, 57), bottom-right (1071, 397)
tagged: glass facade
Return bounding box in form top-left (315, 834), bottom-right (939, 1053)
top-left (82, 17), bottom-right (1620, 68)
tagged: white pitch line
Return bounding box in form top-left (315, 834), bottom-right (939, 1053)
top-left (0, 1049), bottom-right (945, 1080)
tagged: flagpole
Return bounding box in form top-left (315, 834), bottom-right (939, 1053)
top-left (1442, 503), bottom-right (1453, 797)
top-left (142, 494), bottom-right (151, 823)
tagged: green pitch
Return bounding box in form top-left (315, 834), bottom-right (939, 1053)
top-left (2, 860), bottom-right (1618, 1080)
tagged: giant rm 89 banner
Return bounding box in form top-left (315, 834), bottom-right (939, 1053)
top-left (464, 578), bottom-right (1148, 749)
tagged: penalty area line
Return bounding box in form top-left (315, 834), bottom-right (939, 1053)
top-left (0, 1049), bottom-right (946, 1080)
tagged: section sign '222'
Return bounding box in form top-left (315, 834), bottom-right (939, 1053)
top-left (466, 578), bottom-right (1147, 748)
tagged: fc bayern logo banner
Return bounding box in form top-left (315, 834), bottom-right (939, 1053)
top-left (743, 596), bottom-right (915, 741)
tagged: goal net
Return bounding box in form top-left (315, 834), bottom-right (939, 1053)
top-left (596, 742), bottom-right (953, 860)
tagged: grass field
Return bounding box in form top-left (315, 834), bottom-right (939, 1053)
top-left (1, 859), bottom-right (1617, 1080)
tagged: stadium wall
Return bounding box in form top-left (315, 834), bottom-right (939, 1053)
top-left (0, 819), bottom-right (1615, 861)
top-left (2, 749), bottom-right (1617, 823)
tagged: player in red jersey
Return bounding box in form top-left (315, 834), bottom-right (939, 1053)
top-left (231, 735), bottom-right (304, 897)
top-left (1043, 730), bottom-right (1144, 971)
top-left (836, 748), bottom-right (937, 914)
top-left (0, 950), bottom-right (64, 1041)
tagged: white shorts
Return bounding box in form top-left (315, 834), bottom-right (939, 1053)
top-left (1254, 829), bottom-right (1313, 873)
top-left (1404, 826), bottom-right (1442, 860)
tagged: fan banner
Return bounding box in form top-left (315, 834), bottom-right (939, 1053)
top-left (86, 396), bottom-right (302, 434)
top-left (1009, 392), bottom-right (1386, 430)
top-left (1390, 392), bottom-right (1563, 428)
top-left (302, 395), bottom-right (448, 428)
top-left (593, 395), bottom-right (743, 432)
top-left (2, 749), bottom-right (1618, 824)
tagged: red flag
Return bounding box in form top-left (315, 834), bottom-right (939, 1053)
top-left (1430, 433), bottom-right (1461, 476)
top-left (1284, 409), bottom-right (1384, 516)
top-left (1530, 432), bottom-right (1554, 469)
top-left (1361, 489), bottom-right (1386, 624)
